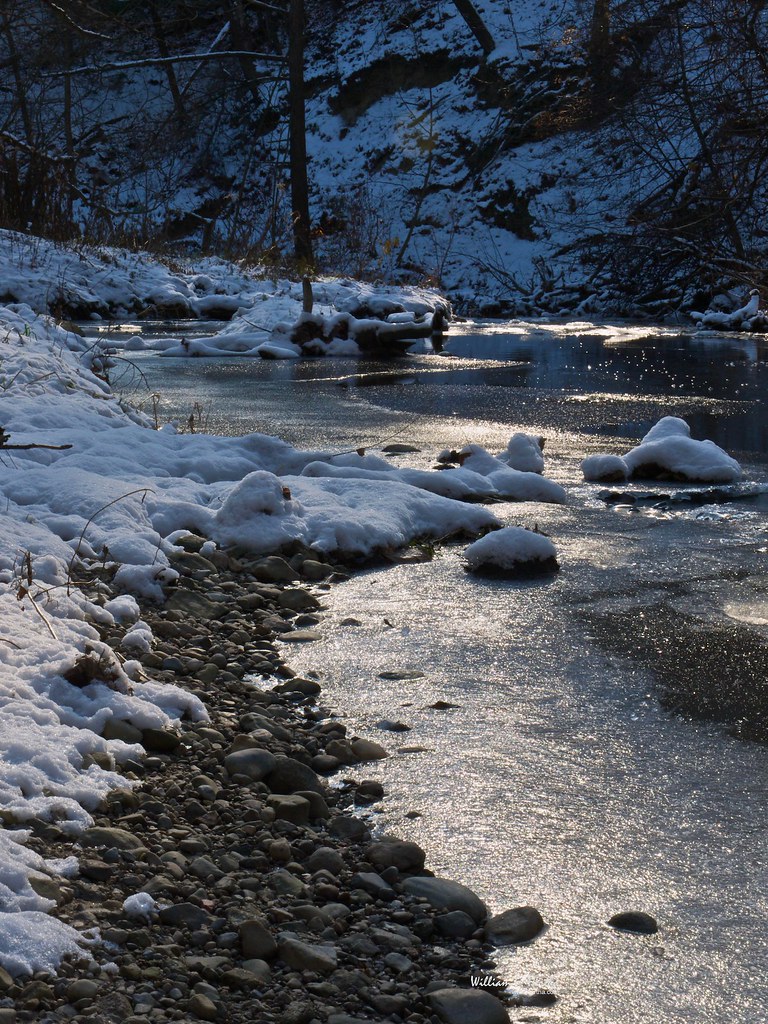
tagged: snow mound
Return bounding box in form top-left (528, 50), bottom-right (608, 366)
top-left (582, 417), bottom-right (742, 484)
top-left (448, 445), bottom-right (567, 503)
top-left (465, 528), bottom-right (559, 577)
top-left (212, 471), bottom-right (500, 559)
top-left (497, 433), bottom-right (546, 474)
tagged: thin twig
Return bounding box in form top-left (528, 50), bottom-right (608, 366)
top-left (67, 488), bottom-right (153, 595)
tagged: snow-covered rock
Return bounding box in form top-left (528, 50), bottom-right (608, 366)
top-left (582, 417), bottom-right (742, 483)
top-left (690, 289), bottom-right (767, 332)
top-left (465, 528), bottom-right (559, 577)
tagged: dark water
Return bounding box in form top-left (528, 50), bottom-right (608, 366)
top-left (95, 318), bottom-right (768, 463)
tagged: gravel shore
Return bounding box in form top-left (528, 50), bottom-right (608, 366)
top-left (3, 537), bottom-right (517, 1024)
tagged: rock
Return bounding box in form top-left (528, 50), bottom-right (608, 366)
top-left (189, 856), bottom-right (225, 882)
top-left (608, 911), bottom-right (659, 934)
top-left (350, 737), bottom-right (388, 761)
top-left (80, 826), bottom-right (146, 851)
top-left (28, 872), bottom-right (61, 902)
top-left (368, 838), bottom-right (425, 873)
top-left (301, 560), bottom-right (332, 580)
top-left (267, 794), bottom-right (311, 824)
top-left (278, 935), bottom-right (338, 974)
top-left (166, 591), bottom-right (226, 619)
top-left (141, 727), bottom-right (180, 752)
top-left (67, 979), bottom-right (100, 1001)
top-left (277, 677), bottom-right (322, 697)
top-left (239, 959), bottom-right (272, 982)
top-left (376, 719), bottom-right (411, 732)
top-left (266, 755), bottom-right (324, 795)
top-left (379, 670), bottom-right (425, 680)
top-left (281, 629), bottom-right (322, 643)
top-left (312, 753), bottom-right (341, 774)
top-left (268, 869), bottom-right (307, 897)
top-left (278, 589), bottom-right (321, 611)
top-left (485, 906), bottom-right (545, 944)
top-left (306, 846), bottom-right (345, 875)
top-left (239, 918), bottom-right (277, 960)
top-left (187, 993), bottom-right (219, 1021)
top-left (355, 780), bottom-right (385, 804)
top-left (328, 816), bottom-right (369, 841)
top-left (429, 987), bottom-right (510, 1024)
top-left (101, 718), bottom-right (143, 743)
top-left (295, 789), bottom-right (330, 819)
top-left (158, 902), bottom-right (213, 929)
top-left (508, 990), bottom-right (558, 1007)
top-left (252, 556), bottom-right (300, 582)
top-left (401, 877), bottom-right (488, 924)
top-left (224, 748), bottom-right (277, 781)
top-left (436, 910), bottom-right (477, 939)
top-left (383, 951), bottom-right (412, 972)
top-left (350, 872), bottom-right (395, 900)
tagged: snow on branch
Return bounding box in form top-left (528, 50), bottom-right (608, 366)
top-left (44, 50), bottom-right (287, 78)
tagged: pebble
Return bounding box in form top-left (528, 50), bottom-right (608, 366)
top-left (608, 911), bottom-right (659, 934)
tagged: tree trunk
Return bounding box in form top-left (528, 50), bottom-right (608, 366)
top-left (226, 0), bottom-right (265, 107)
top-left (150, 1), bottom-right (187, 123)
top-left (588, 0), bottom-right (612, 96)
top-left (288, 0), bottom-right (313, 268)
top-left (452, 0), bottom-right (495, 57)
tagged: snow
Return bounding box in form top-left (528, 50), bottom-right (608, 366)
top-left (465, 527), bottom-right (559, 574)
top-left (582, 417), bottom-right (742, 484)
top-left (122, 892), bottom-right (157, 919)
top-left (440, 444), bottom-right (567, 503)
top-left (691, 290), bottom-right (766, 332)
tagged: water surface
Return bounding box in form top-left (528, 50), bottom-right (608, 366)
top-left (93, 317), bottom-right (768, 1023)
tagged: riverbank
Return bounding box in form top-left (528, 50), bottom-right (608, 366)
top-left (6, 536), bottom-right (526, 1024)
top-left (0, 301), bottom-right (555, 1021)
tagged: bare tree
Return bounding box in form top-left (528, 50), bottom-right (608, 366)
top-left (452, 0), bottom-right (495, 56)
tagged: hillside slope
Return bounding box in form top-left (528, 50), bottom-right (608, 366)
top-left (2, 1), bottom-right (765, 315)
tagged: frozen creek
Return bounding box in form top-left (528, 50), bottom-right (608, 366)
top-left (103, 319), bottom-right (768, 1023)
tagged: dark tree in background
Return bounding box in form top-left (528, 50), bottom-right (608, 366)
top-left (288, 0), bottom-right (313, 268)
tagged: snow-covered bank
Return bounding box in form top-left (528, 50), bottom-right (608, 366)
top-left (0, 301), bottom-right (529, 973)
top-left (0, 230), bottom-right (447, 344)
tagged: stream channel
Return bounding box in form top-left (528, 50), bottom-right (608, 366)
top-left (90, 318), bottom-right (768, 1024)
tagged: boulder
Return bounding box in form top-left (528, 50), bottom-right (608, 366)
top-left (266, 755), bottom-right (324, 795)
top-left (267, 794), bottom-right (311, 825)
top-left (429, 987), bottom-right (509, 1024)
top-left (368, 838), bottom-right (425, 873)
top-left (223, 748), bottom-right (276, 782)
top-left (277, 935), bottom-right (337, 974)
top-left (401, 877), bottom-right (487, 924)
top-left (239, 918), bottom-right (277, 960)
top-left (435, 911), bottom-right (477, 939)
top-left (350, 737), bottom-right (388, 761)
top-left (485, 906), bottom-right (545, 944)
top-left (80, 826), bottom-right (146, 851)
top-left (159, 903), bottom-right (213, 929)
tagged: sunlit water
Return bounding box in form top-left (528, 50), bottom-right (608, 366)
top-left (92, 318), bottom-right (768, 1022)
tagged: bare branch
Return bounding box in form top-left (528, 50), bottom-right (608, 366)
top-left (40, 1), bottom-right (112, 40)
top-left (44, 50), bottom-right (287, 79)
